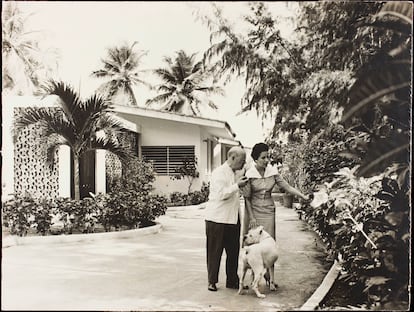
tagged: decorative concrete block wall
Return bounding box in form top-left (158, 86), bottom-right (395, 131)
top-left (105, 130), bottom-right (137, 190)
top-left (13, 108), bottom-right (59, 199)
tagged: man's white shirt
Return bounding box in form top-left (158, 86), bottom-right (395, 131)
top-left (205, 162), bottom-right (240, 225)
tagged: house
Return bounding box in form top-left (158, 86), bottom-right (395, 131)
top-left (1, 95), bottom-right (242, 200)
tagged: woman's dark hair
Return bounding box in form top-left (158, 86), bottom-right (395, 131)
top-left (251, 142), bottom-right (269, 161)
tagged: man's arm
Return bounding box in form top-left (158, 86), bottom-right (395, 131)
top-left (210, 172), bottom-right (249, 201)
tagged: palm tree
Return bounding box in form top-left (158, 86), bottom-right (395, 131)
top-left (146, 50), bottom-right (224, 116)
top-left (2, 2), bottom-right (57, 95)
top-left (14, 81), bottom-right (133, 200)
top-left (91, 41), bottom-right (149, 107)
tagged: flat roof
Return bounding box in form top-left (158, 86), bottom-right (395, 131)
top-left (113, 105), bottom-right (237, 138)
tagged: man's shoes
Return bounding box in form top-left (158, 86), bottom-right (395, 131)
top-left (208, 283), bottom-right (217, 291)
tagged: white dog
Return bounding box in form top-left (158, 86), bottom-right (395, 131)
top-left (238, 226), bottom-right (279, 298)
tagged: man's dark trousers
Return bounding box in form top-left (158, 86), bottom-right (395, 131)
top-left (205, 220), bottom-right (240, 286)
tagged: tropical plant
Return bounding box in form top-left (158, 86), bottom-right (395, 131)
top-left (340, 1), bottom-right (412, 180)
top-left (170, 156), bottom-right (200, 195)
top-left (302, 167), bottom-right (409, 309)
top-left (146, 50), bottom-right (223, 115)
top-left (2, 194), bottom-right (55, 236)
top-left (201, 3), bottom-right (297, 120)
top-left (13, 80), bottom-right (133, 200)
top-left (2, 2), bottom-right (57, 95)
top-left (101, 157), bottom-right (168, 230)
top-left (91, 41), bottom-right (149, 107)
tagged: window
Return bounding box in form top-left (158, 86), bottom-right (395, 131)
top-left (141, 145), bottom-right (195, 176)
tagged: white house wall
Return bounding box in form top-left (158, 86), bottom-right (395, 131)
top-left (117, 113), bottom-right (208, 195)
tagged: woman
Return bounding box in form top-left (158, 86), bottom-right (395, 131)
top-left (243, 142), bottom-right (309, 239)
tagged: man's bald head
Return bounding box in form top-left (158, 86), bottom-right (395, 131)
top-left (227, 146), bottom-right (246, 171)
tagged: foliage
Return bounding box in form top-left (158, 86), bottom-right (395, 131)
top-left (146, 50), bottom-right (224, 115)
top-left (302, 167), bottom-right (409, 309)
top-left (13, 80), bottom-right (134, 200)
top-left (2, 195), bottom-right (54, 236)
top-left (300, 125), bottom-right (360, 191)
top-left (91, 41), bottom-right (149, 107)
top-left (55, 197), bottom-right (100, 234)
top-left (98, 191), bottom-right (167, 230)
top-left (340, 1), bottom-right (411, 179)
top-left (2, 2), bottom-right (58, 95)
top-left (103, 157), bottom-right (167, 230)
top-left (2, 158), bottom-right (167, 235)
top-left (169, 182), bottom-right (209, 206)
top-left (170, 156), bottom-right (200, 194)
top-left (169, 192), bottom-right (188, 206)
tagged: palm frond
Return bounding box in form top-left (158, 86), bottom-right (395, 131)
top-left (14, 107), bottom-right (70, 139)
top-left (41, 80), bottom-right (82, 126)
top-left (356, 133), bottom-right (410, 177)
top-left (376, 1), bottom-right (413, 25)
top-left (44, 134), bottom-right (68, 165)
top-left (145, 93), bottom-right (172, 106)
top-left (153, 68), bottom-right (177, 84)
top-left (89, 137), bottom-right (134, 162)
top-left (342, 60), bottom-right (410, 123)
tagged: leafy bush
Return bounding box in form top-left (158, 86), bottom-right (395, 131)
top-left (170, 156), bottom-right (200, 194)
top-left (302, 167), bottom-right (409, 308)
top-left (2, 159), bottom-right (168, 236)
top-left (169, 191), bottom-right (188, 206)
top-left (55, 197), bottom-right (100, 234)
top-left (102, 158), bottom-right (167, 230)
top-left (169, 182), bottom-right (209, 206)
top-left (2, 195), bottom-right (54, 236)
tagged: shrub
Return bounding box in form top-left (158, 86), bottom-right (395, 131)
top-left (170, 156), bottom-right (200, 194)
top-left (2, 158), bottom-right (168, 236)
top-left (2, 195), bottom-right (54, 236)
top-left (301, 167), bottom-right (409, 308)
top-left (55, 197), bottom-right (100, 234)
top-left (103, 158), bottom-right (168, 229)
top-left (169, 191), bottom-right (188, 206)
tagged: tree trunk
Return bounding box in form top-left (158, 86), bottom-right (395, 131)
top-left (73, 155), bottom-right (81, 200)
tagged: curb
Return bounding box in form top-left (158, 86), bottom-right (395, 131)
top-left (299, 260), bottom-right (341, 310)
top-left (166, 203), bottom-right (206, 212)
top-left (2, 223), bottom-right (163, 248)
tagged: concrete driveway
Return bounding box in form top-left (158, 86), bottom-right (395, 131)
top-left (2, 202), bottom-right (330, 311)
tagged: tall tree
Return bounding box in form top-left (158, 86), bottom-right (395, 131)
top-left (146, 50), bottom-right (223, 116)
top-left (91, 41), bottom-right (149, 107)
top-left (2, 2), bottom-right (57, 95)
top-left (14, 81), bottom-right (133, 200)
top-left (201, 3), bottom-right (303, 131)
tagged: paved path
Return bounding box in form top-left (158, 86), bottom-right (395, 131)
top-left (2, 201), bottom-right (331, 311)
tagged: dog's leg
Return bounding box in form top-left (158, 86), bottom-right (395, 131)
top-left (252, 268), bottom-right (266, 298)
top-left (238, 263), bottom-right (249, 295)
top-left (250, 260), bottom-right (266, 299)
top-left (269, 265), bottom-right (276, 290)
top-left (264, 270), bottom-right (270, 287)
top-left (269, 265), bottom-right (277, 291)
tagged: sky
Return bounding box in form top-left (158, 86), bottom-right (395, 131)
top-left (16, 1), bottom-right (298, 147)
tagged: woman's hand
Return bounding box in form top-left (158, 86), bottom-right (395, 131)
top-left (249, 218), bottom-right (258, 229)
top-left (301, 193), bottom-right (313, 203)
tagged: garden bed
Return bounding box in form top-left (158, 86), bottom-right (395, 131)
top-left (2, 222), bottom-right (162, 248)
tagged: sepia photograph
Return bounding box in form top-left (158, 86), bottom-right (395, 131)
top-left (1, 1), bottom-right (411, 311)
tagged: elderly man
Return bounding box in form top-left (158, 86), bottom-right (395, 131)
top-left (205, 146), bottom-right (248, 291)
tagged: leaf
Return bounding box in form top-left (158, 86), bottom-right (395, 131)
top-left (376, 1), bottom-right (413, 25)
top-left (384, 212), bottom-right (404, 227)
top-left (363, 276), bottom-right (391, 293)
top-left (342, 60), bottom-right (411, 124)
top-left (355, 133), bottom-right (410, 177)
